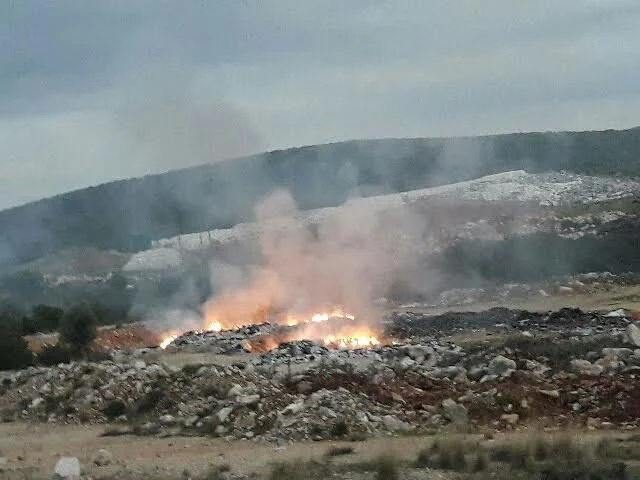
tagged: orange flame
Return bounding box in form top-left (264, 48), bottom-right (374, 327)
top-left (159, 332), bottom-right (179, 349)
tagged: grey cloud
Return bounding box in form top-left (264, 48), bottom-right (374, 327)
top-left (1, 1), bottom-right (640, 208)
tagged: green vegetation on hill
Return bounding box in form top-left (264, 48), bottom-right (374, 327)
top-left (0, 126), bottom-right (639, 269)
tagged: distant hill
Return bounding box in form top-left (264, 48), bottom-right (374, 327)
top-left (1, 126), bottom-right (639, 269)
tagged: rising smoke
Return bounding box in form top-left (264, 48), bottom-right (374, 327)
top-left (152, 184), bottom-right (433, 339)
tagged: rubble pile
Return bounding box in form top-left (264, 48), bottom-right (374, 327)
top-left (392, 306), bottom-right (633, 338)
top-left (406, 272), bottom-right (640, 308)
top-left (166, 323), bottom-right (276, 354)
top-left (2, 309), bottom-right (640, 441)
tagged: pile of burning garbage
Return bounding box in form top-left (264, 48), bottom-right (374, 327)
top-left (158, 309), bottom-right (386, 357)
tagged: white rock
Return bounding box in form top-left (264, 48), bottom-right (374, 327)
top-left (217, 406), bottom-right (234, 424)
top-left (236, 394), bottom-right (260, 406)
top-left (382, 415), bottom-right (412, 432)
top-left (54, 457), bottom-right (81, 479)
top-left (441, 398), bottom-right (468, 425)
top-left (92, 449), bottom-right (112, 466)
top-left (159, 414), bottom-right (177, 426)
top-left (626, 323), bottom-right (640, 347)
top-left (281, 401), bottom-right (305, 416)
top-left (488, 356), bottom-right (517, 376)
top-left (569, 359), bottom-right (604, 376)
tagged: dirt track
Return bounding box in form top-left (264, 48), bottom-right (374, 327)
top-left (0, 422), bottom-right (448, 478)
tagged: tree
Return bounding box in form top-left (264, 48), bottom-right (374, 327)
top-left (0, 303), bottom-right (26, 330)
top-left (0, 326), bottom-right (33, 370)
top-left (31, 304), bottom-right (64, 332)
top-left (59, 304), bottom-right (98, 357)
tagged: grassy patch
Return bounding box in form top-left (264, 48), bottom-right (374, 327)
top-left (325, 446), bottom-right (355, 457)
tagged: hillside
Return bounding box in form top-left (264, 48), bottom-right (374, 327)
top-left (1, 126), bottom-right (639, 269)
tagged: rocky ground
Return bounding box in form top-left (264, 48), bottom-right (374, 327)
top-left (3, 305), bottom-right (640, 478)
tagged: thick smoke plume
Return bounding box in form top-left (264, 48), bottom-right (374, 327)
top-left (200, 188), bottom-right (429, 335)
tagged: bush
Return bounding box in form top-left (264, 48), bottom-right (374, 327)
top-left (59, 304), bottom-right (97, 356)
top-left (37, 344), bottom-right (72, 366)
top-left (268, 460), bottom-right (330, 480)
top-left (418, 437), bottom-right (472, 472)
top-left (0, 326), bottom-right (33, 370)
top-left (31, 304), bottom-right (64, 333)
top-left (134, 389), bottom-right (165, 414)
top-left (103, 400), bottom-right (127, 419)
top-left (326, 446), bottom-right (355, 457)
top-left (331, 420), bottom-right (349, 437)
top-left (374, 455), bottom-right (399, 480)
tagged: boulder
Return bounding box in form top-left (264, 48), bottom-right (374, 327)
top-left (441, 398), bottom-right (468, 425)
top-left (296, 381), bottom-right (313, 394)
top-left (217, 407), bottom-right (234, 424)
top-left (626, 324), bottom-right (640, 347)
top-left (538, 389), bottom-right (560, 399)
top-left (602, 348), bottom-right (633, 360)
top-left (569, 359), bottom-right (604, 376)
top-left (92, 449), bottom-right (112, 466)
top-left (53, 457), bottom-right (81, 480)
top-left (281, 401), bottom-right (305, 416)
top-left (500, 413), bottom-right (519, 426)
top-left (382, 415), bottom-right (412, 432)
top-left (488, 356), bottom-right (516, 377)
top-left (236, 394), bottom-right (260, 407)
top-left (159, 414), bottom-right (177, 426)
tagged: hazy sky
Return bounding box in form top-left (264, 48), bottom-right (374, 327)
top-left (1, 1), bottom-right (639, 209)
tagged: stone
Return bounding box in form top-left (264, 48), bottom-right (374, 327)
top-left (601, 348), bottom-right (633, 360)
top-left (539, 389), bottom-right (560, 399)
top-left (569, 359), bottom-right (604, 376)
top-left (391, 392), bottom-right (406, 404)
top-left (53, 457), bottom-right (81, 480)
top-left (227, 384), bottom-right (243, 398)
top-left (296, 381), bottom-right (313, 394)
top-left (159, 414), bottom-right (177, 426)
top-left (627, 323), bottom-right (640, 347)
top-left (441, 398), bottom-right (468, 425)
top-left (217, 407), bottom-right (234, 424)
top-left (488, 356), bottom-right (517, 377)
top-left (398, 356), bottom-right (416, 369)
top-left (234, 414), bottom-right (256, 430)
top-left (382, 415), bottom-right (412, 432)
top-left (92, 449), bottom-right (113, 466)
top-left (281, 401), bottom-right (305, 416)
top-left (586, 417), bottom-right (601, 430)
top-left (500, 413), bottom-right (519, 426)
top-left (133, 360), bottom-right (146, 370)
top-left (236, 394), bottom-right (260, 406)
top-left (0, 457), bottom-right (7, 472)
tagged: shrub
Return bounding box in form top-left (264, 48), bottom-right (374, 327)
top-left (326, 446), bottom-right (355, 457)
top-left (181, 363), bottom-right (203, 375)
top-left (59, 304), bottom-right (97, 356)
top-left (0, 326), bottom-right (33, 370)
top-left (103, 400), bottom-right (127, 419)
top-left (134, 389), bottom-right (165, 414)
top-left (374, 455), bottom-right (399, 480)
top-left (37, 344), bottom-right (72, 366)
top-left (331, 419), bottom-right (349, 437)
top-left (418, 437), bottom-right (472, 472)
top-left (31, 304), bottom-right (64, 333)
top-left (268, 460), bottom-right (330, 480)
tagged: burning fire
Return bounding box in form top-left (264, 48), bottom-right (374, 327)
top-left (324, 334), bottom-right (380, 349)
top-left (157, 306), bottom-right (383, 351)
top-left (206, 320), bottom-right (223, 332)
top-left (159, 332), bottom-right (179, 349)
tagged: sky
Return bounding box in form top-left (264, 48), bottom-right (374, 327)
top-left (1, 1), bottom-right (640, 209)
